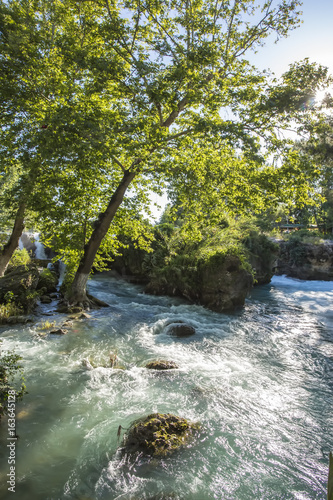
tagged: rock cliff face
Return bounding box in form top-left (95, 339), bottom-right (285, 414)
top-left (199, 254), bottom-right (254, 311)
top-left (145, 252), bottom-right (254, 312)
top-left (274, 240), bottom-right (333, 280)
top-left (0, 264), bottom-right (40, 312)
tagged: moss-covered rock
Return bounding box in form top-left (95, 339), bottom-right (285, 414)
top-left (145, 360), bottom-right (179, 370)
top-left (123, 413), bottom-right (199, 457)
top-left (244, 233), bottom-right (279, 285)
top-left (0, 264), bottom-right (40, 313)
top-left (198, 253), bottom-right (253, 311)
top-left (36, 268), bottom-right (58, 293)
top-left (275, 239), bottom-right (333, 280)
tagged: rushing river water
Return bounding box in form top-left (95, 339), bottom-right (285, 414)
top-left (0, 274), bottom-right (332, 500)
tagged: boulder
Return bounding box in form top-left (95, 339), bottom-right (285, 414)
top-left (36, 269), bottom-right (58, 293)
top-left (199, 254), bottom-right (253, 311)
top-left (122, 413), bottom-right (199, 457)
top-left (146, 360), bottom-right (179, 370)
top-left (166, 324), bottom-right (195, 337)
top-left (2, 315), bottom-right (33, 324)
top-left (275, 240), bottom-right (333, 280)
top-left (0, 264), bottom-right (40, 312)
top-left (40, 295), bottom-right (52, 304)
top-left (247, 236), bottom-right (279, 285)
top-left (146, 252), bottom-right (254, 313)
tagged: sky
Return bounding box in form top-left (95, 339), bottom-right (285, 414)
top-left (150, 0), bottom-right (333, 220)
top-left (249, 0), bottom-right (333, 77)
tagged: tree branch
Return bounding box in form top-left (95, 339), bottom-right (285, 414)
top-left (111, 155), bottom-right (127, 172)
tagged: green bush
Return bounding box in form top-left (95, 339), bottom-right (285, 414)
top-left (8, 248), bottom-right (31, 268)
top-left (284, 229), bottom-right (330, 244)
top-left (37, 268), bottom-right (58, 293)
top-left (0, 342), bottom-right (27, 420)
top-left (144, 217), bottom-right (263, 295)
top-left (0, 292), bottom-right (23, 324)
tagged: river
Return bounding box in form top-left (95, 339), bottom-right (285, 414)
top-left (0, 274), bottom-right (332, 500)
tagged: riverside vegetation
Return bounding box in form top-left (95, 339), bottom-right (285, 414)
top-left (0, 0), bottom-right (333, 496)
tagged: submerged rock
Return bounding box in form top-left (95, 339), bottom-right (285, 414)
top-left (122, 413), bottom-right (199, 457)
top-left (49, 328), bottom-right (68, 335)
top-left (145, 360), bottom-right (179, 370)
top-left (166, 323), bottom-right (195, 337)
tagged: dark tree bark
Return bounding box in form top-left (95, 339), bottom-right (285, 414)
top-left (68, 170), bottom-right (136, 307)
top-left (0, 203), bottom-right (26, 277)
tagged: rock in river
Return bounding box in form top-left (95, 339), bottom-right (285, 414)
top-left (122, 413), bottom-right (199, 457)
top-left (145, 360), bottom-right (179, 370)
top-left (166, 323), bottom-right (195, 337)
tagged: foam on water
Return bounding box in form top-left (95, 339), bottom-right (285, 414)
top-left (0, 275), bottom-right (332, 499)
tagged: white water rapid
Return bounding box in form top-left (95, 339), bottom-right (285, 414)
top-left (0, 275), bottom-right (332, 499)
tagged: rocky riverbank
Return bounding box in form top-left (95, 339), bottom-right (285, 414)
top-left (274, 239), bottom-right (333, 280)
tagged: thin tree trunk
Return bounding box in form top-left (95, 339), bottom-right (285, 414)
top-left (68, 170), bottom-right (136, 306)
top-left (0, 203), bottom-right (26, 277)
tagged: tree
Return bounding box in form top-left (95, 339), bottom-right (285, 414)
top-left (64, 0), bottom-right (329, 307)
top-left (1, 0), bottom-right (331, 306)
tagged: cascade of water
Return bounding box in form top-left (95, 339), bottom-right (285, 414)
top-left (58, 260), bottom-right (67, 285)
top-left (33, 233), bottom-right (48, 259)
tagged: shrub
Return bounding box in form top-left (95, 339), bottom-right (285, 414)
top-left (8, 248), bottom-right (31, 268)
top-left (37, 269), bottom-right (58, 293)
top-left (0, 292), bottom-right (23, 324)
top-left (0, 342), bottom-right (27, 420)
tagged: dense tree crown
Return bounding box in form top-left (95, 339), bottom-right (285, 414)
top-left (0, 0), bottom-right (332, 300)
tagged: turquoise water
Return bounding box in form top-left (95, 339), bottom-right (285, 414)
top-left (0, 274), bottom-right (332, 499)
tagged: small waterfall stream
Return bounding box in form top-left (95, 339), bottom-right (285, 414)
top-left (0, 275), bottom-right (332, 499)
top-left (33, 233), bottom-right (48, 260)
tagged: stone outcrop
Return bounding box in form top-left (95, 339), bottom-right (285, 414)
top-left (274, 240), bottom-right (333, 280)
top-left (199, 254), bottom-right (253, 311)
top-left (36, 268), bottom-right (59, 294)
top-left (0, 264), bottom-right (40, 312)
top-left (247, 236), bottom-right (279, 285)
top-left (146, 252), bottom-right (253, 312)
top-left (122, 413), bottom-right (199, 457)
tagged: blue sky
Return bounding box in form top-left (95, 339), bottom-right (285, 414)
top-left (249, 0), bottom-right (333, 77)
top-left (150, 0), bottom-right (333, 220)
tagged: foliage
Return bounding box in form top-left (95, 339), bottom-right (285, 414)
top-left (0, 301), bottom-right (23, 324)
top-left (291, 112), bottom-right (333, 234)
top-left (0, 341), bottom-right (26, 419)
top-left (144, 214), bottom-right (273, 295)
top-left (36, 268), bottom-right (58, 293)
top-left (283, 228), bottom-right (330, 244)
top-left (0, 0), bottom-right (332, 301)
top-left (38, 320), bottom-right (56, 330)
top-left (8, 248), bottom-right (31, 268)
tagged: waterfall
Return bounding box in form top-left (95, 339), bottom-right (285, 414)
top-left (33, 233), bottom-right (48, 260)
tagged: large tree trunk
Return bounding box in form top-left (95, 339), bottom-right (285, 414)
top-left (0, 203), bottom-right (26, 277)
top-left (68, 170), bottom-right (136, 307)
